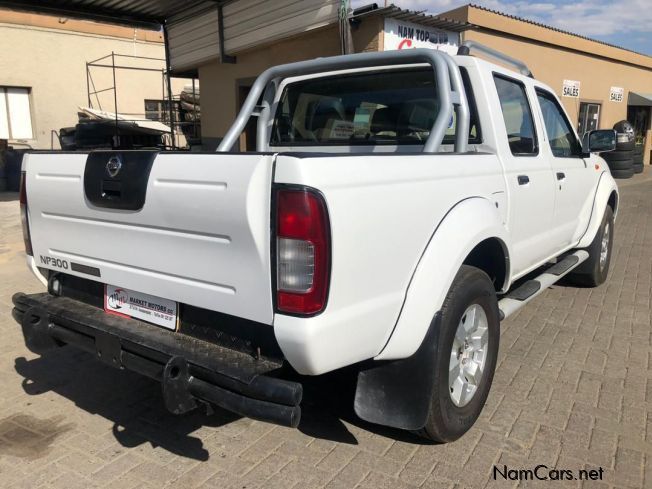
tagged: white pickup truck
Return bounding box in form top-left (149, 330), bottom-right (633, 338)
top-left (13, 42), bottom-right (618, 442)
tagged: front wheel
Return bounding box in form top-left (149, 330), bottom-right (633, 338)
top-left (568, 206), bottom-right (614, 287)
top-left (417, 265), bottom-right (500, 442)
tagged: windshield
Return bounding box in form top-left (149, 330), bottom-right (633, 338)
top-left (270, 67), bottom-right (480, 147)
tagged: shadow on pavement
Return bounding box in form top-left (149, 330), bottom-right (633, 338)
top-left (13, 346), bottom-right (432, 460)
top-left (14, 347), bottom-right (240, 461)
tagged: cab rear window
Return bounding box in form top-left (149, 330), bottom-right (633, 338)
top-left (270, 67), bottom-right (481, 147)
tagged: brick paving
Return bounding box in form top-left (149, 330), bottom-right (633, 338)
top-left (0, 172), bottom-right (651, 489)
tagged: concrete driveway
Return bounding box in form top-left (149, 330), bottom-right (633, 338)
top-left (0, 173), bottom-right (650, 489)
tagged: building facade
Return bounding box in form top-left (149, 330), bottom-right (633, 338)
top-left (442, 4), bottom-right (652, 161)
top-left (163, 2), bottom-right (651, 164)
top-left (0, 9), bottom-right (185, 149)
top-left (1, 1), bottom-right (649, 162)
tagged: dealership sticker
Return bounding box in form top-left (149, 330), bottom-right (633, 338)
top-left (105, 285), bottom-right (178, 330)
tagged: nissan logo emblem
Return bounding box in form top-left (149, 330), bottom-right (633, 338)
top-left (106, 156), bottom-right (122, 178)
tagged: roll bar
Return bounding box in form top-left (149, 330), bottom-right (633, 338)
top-left (457, 40), bottom-right (533, 78)
top-left (217, 48), bottom-right (470, 154)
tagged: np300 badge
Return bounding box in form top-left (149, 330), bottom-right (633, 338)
top-left (106, 156), bottom-right (122, 178)
top-left (39, 255), bottom-right (69, 270)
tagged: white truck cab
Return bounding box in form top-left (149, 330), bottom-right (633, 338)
top-left (13, 42), bottom-right (618, 442)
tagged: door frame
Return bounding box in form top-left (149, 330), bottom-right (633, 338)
top-left (577, 100), bottom-right (602, 136)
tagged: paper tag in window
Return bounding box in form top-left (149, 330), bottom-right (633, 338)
top-left (329, 120), bottom-right (354, 139)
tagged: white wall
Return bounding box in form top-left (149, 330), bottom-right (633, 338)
top-left (0, 22), bottom-right (186, 149)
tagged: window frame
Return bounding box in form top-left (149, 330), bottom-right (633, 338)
top-left (459, 67), bottom-right (483, 145)
top-left (0, 86), bottom-right (35, 140)
top-left (535, 87), bottom-right (583, 159)
top-left (492, 72), bottom-right (539, 157)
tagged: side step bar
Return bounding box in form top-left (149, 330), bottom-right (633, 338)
top-left (498, 250), bottom-right (589, 320)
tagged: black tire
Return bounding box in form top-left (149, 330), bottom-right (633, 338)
top-left (613, 121), bottom-right (635, 151)
top-left (568, 206), bottom-right (614, 287)
top-left (606, 159), bottom-right (634, 172)
top-left (615, 140), bottom-right (635, 151)
top-left (417, 265), bottom-right (500, 442)
top-left (602, 150), bottom-right (633, 162)
top-left (633, 145), bottom-right (644, 156)
top-left (633, 162), bottom-right (644, 174)
top-left (610, 168), bottom-right (634, 179)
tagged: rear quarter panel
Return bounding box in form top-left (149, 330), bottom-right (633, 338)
top-left (273, 152), bottom-right (506, 374)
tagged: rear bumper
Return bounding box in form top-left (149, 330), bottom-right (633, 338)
top-left (12, 292), bottom-right (302, 428)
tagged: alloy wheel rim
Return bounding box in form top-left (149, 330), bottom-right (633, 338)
top-left (449, 304), bottom-right (489, 407)
top-left (600, 223), bottom-right (610, 272)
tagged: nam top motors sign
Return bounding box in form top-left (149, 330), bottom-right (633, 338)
top-left (383, 18), bottom-right (459, 55)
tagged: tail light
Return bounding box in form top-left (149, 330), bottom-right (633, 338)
top-left (275, 187), bottom-right (330, 315)
top-left (19, 172), bottom-right (33, 256)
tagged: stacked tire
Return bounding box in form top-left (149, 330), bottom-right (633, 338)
top-left (4, 150), bottom-right (27, 191)
top-left (0, 154), bottom-right (6, 192)
top-left (632, 144), bottom-right (644, 174)
top-left (602, 120), bottom-right (635, 179)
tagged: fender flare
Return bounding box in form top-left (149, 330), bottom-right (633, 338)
top-left (375, 197), bottom-right (511, 361)
top-left (576, 172), bottom-right (619, 249)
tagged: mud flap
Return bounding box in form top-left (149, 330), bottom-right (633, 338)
top-left (354, 312), bottom-right (441, 431)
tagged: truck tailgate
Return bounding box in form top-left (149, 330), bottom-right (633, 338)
top-left (25, 151), bottom-right (275, 324)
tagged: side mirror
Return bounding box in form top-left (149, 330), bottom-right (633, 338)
top-left (582, 129), bottom-right (616, 154)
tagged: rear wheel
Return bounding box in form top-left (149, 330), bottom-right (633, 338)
top-left (417, 265), bottom-right (500, 442)
top-left (568, 206), bottom-right (614, 287)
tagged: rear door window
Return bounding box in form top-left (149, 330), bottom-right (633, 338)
top-left (493, 74), bottom-right (538, 156)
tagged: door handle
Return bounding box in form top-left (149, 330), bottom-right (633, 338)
top-left (556, 172), bottom-right (566, 180)
top-left (517, 175), bottom-right (530, 185)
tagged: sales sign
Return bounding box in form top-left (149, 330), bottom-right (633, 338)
top-left (562, 79), bottom-right (580, 98)
top-left (383, 18), bottom-right (459, 55)
top-left (609, 86), bottom-right (624, 103)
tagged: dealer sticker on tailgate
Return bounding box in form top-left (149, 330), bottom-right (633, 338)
top-left (105, 285), bottom-right (178, 330)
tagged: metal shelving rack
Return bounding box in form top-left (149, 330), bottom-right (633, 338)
top-left (85, 52), bottom-right (199, 149)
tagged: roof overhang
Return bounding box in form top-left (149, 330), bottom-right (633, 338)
top-left (352, 3), bottom-right (473, 32)
top-left (0, 0), bottom-right (229, 29)
top-left (628, 92), bottom-right (652, 107)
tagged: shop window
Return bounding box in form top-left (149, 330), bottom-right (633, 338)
top-left (627, 106), bottom-right (650, 146)
top-left (0, 87), bottom-right (34, 140)
top-left (578, 102), bottom-right (601, 137)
